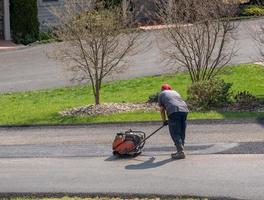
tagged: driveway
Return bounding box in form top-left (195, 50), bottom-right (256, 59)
top-left (0, 121), bottom-right (263, 199)
top-left (0, 18), bottom-right (263, 93)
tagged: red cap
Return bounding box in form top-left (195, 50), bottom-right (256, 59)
top-left (161, 83), bottom-right (172, 91)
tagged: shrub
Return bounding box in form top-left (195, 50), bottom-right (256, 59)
top-left (39, 32), bottom-right (53, 41)
top-left (241, 5), bottom-right (264, 16)
top-left (226, 91), bottom-right (261, 111)
top-left (39, 30), bottom-right (59, 42)
top-left (187, 79), bottom-right (232, 111)
top-left (234, 91), bottom-right (257, 104)
top-left (104, 0), bottom-right (122, 7)
top-left (148, 92), bottom-right (159, 103)
top-left (10, 0), bottom-right (39, 44)
top-left (247, 0), bottom-right (264, 6)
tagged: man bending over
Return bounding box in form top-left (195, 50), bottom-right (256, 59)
top-left (158, 84), bottom-right (189, 159)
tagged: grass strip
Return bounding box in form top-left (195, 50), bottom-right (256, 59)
top-left (0, 64), bottom-right (263, 125)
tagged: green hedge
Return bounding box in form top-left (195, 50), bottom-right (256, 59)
top-left (10, 0), bottom-right (39, 44)
top-left (104, 0), bottom-right (122, 8)
top-left (241, 5), bottom-right (264, 16)
top-left (247, 0), bottom-right (264, 5)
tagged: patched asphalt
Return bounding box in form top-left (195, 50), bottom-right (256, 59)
top-left (0, 142), bottom-right (262, 158)
top-left (220, 142), bottom-right (264, 154)
top-left (0, 121), bottom-right (263, 158)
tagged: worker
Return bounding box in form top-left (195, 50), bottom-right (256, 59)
top-left (158, 83), bottom-right (189, 159)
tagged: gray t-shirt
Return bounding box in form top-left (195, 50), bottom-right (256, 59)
top-left (158, 90), bottom-right (189, 116)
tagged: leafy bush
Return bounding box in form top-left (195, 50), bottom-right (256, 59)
top-left (39, 31), bottom-right (53, 41)
top-left (148, 92), bottom-right (159, 103)
top-left (241, 5), bottom-right (264, 16)
top-left (187, 79), bottom-right (232, 111)
top-left (10, 0), bottom-right (39, 44)
top-left (225, 91), bottom-right (262, 111)
top-left (247, 0), bottom-right (264, 6)
top-left (104, 0), bottom-right (122, 7)
top-left (234, 91), bottom-right (257, 104)
top-left (39, 30), bottom-right (60, 42)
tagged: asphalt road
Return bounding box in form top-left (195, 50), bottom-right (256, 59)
top-left (1, 155), bottom-right (263, 200)
top-left (0, 18), bottom-right (263, 93)
top-left (0, 121), bottom-right (264, 158)
top-left (0, 122), bottom-right (264, 199)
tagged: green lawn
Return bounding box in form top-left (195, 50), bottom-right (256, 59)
top-left (0, 64), bottom-right (263, 126)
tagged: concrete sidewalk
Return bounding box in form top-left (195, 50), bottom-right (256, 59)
top-left (0, 155), bottom-right (263, 199)
top-left (0, 40), bottom-right (24, 51)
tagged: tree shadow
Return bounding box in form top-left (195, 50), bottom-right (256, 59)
top-left (125, 156), bottom-right (173, 170)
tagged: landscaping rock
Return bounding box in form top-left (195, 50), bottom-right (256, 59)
top-left (59, 103), bottom-right (159, 117)
top-left (254, 62), bottom-right (264, 66)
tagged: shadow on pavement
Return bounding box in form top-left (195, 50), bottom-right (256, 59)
top-left (104, 156), bottom-right (117, 161)
top-left (104, 155), bottom-right (143, 162)
top-left (257, 118), bottom-right (264, 128)
top-left (125, 157), bottom-right (173, 170)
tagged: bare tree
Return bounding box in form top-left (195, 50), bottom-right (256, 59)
top-left (50, 0), bottom-right (144, 105)
top-left (156, 0), bottom-right (238, 82)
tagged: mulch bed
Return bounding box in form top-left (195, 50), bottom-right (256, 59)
top-left (221, 101), bottom-right (264, 112)
top-left (59, 103), bottom-right (159, 117)
top-left (59, 100), bottom-right (264, 117)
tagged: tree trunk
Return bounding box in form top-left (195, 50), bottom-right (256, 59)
top-left (94, 82), bottom-right (101, 105)
top-left (95, 92), bottom-right (100, 105)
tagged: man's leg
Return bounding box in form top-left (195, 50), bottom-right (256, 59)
top-left (168, 113), bottom-right (185, 159)
top-left (168, 113), bottom-right (182, 145)
top-left (180, 112), bottom-right (188, 146)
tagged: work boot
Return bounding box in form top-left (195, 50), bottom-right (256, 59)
top-left (171, 144), bottom-right (186, 160)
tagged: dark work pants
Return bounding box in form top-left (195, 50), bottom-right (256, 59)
top-left (168, 112), bottom-right (188, 146)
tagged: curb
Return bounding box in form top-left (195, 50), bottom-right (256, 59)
top-left (0, 118), bottom-right (263, 129)
top-left (0, 192), bottom-right (239, 200)
top-left (0, 45), bottom-right (28, 54)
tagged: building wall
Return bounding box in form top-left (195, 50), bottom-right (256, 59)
top-left (37, 0), bottom-right (94, 31)
top-left (37, 0), bottom-right (63, 30)
top-left (0, 0), bottom-right (4, 39)
top-left (37, 0), bottom-right (159, 30)
top-left (132, 0), bottom-right (158, 24)
top-left (1, 0), bottom-right (10, 40)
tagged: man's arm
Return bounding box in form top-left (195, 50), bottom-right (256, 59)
top-left (160, 106), bottom-right (166, 122)
top-left (158, 93), bottom-right (168, 125)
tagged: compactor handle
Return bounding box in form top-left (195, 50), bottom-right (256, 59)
top-left (130, 124), bottom-right (166, 152)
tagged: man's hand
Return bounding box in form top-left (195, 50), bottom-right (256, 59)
top-left (163, 120), bottom-right (169, 126)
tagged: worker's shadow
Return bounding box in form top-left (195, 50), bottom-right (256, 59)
top-left (125, 157), bottom-right (173, 170)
